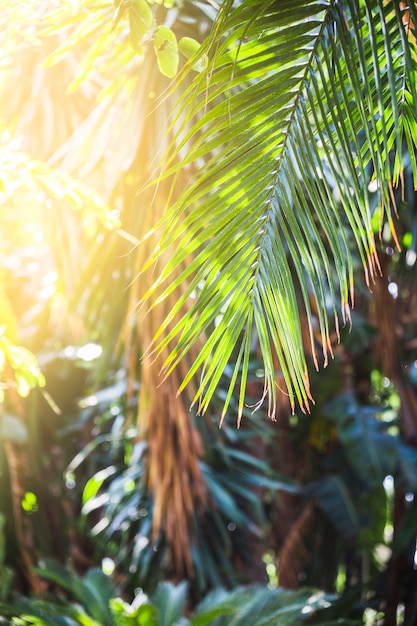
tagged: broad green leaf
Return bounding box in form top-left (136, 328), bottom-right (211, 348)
top-left (306, 475), bottom-right (362, 538)
top-left (153, 25), bottom-right (179, 77)
top-left (179, 37), bottom-right (207, 72)
top-left (109, 597), bottom-right (158, 626)
top-left (151, 581), bottom-right (188, 626)
top-left (325, 394), bottom-right (398, 487)
top-left (82, 467), bottom-right (117, 505)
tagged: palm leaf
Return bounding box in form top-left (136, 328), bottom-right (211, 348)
top-left (144, 0), bottom-right (417, 420)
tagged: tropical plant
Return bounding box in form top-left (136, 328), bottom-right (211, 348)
top-left (68, 374), bottom-right (291, 598)
top-left (0, 559), bottom-right (362, 626)
top-left (2, 0), bottom-right (417, 623)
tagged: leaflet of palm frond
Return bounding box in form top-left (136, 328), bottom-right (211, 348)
top-left (143, 0), bottom-right (417, 420)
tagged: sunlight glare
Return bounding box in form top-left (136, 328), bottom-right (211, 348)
top-left (76, 343), bottom-right (102, 361)
top-left (101, 557), bottom-right (115, 575)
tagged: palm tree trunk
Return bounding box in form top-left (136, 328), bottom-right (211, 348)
top-left (3, 438), bottom-right (44, 593)
top-left (370, 258), bottom-right (417, 624)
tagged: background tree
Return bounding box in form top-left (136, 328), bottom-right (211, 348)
top-left (0, 0), bottom-right (274, 595)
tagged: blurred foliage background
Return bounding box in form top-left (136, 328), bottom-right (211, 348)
top-left (1, 1), bottom-right (417, 625)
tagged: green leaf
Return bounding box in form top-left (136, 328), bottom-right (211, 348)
top-left (153, 26), bottom-right (179, 77)
top-left (109, 597), bottom-right (158, 626)
top-left (151, 581), bottom-right (188, 626)
top-left (34, 561), bottom-right (116, 626)
top-left (178, 37), bottom-right (207, 72)
top-left (15, 374), bottom-right (31, 398)
top-left (306, 475), bottom-right (362, 538)
top-left (82, 467), bottom-right (118, 505)
top-left (129, 0), bottom-right (153, 53)
top-left (189, 605), bottom-right (235, 626)
top-left (325, 394), bottom-right (398, 488)
top-left (192, 585), bottom-right (336, 626)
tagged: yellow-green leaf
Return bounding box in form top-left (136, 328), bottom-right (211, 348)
top-left (16, 374), bottom-right (31, 398)
top-left (129, 0), bottom-right (153, 53)
top-left (153, 25), bottom-right (178, 78)
top-left (179, 36), bottom-right (207, 72)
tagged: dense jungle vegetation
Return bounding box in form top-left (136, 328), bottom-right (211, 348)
top-left (1, 0), bottom-right (417, 624)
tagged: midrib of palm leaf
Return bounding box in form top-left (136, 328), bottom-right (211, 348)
top-left (144, 0), bottom-right (417, 422)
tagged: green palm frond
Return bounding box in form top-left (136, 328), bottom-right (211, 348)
top-left (144, 0), bottom-right (417, 421)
